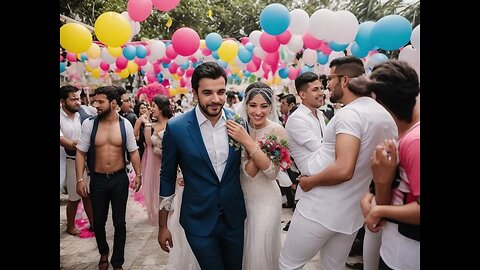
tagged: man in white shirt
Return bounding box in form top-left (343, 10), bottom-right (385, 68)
top-left (280, 56), bottom-right (397, 270)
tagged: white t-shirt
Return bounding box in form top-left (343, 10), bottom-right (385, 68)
top-left (296, 97), bottom-right (397, 234)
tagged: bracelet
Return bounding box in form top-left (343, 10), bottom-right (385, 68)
top-left (136, 173), bottom-right (142, 178)
top-left (249, 145), bottom-right (259, 158)
top-left (144, 123), bottom-right (152, 127)
top-left (76, 178), bottom-right (84, 183)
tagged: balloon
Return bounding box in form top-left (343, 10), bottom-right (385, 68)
top-left (116, 55), bottom-right (129, 70)
top-left (60, 23), bottom-right (92, 53)
top-left (136, 45), bottom-right (147, 58)
top-left (94, 12), bottom-right (132, 47)
top-left (217, 40), bottom-right (239, 62)
top-left (134, 56), bottom-right (148, 66)
top-left (100, 61), bottom-right (110, 71)
top-left (259, 32), bottom-right (280, 53)
top-left (166, 45), bottom-right (178, 59)
top-left (123, 45), bottom-right (137, 60)
top-left (398, 45), bottom-right (420, 69)
top-left (317, 51), bottom-right (329, 65)
top-left (108, 46), bottom-right (123, 57)
top-left (287, 35), bottom-right (303, 53)
top-left (330, 10), bottom-right (358, 44)
top-left (205, 32), bottom-right (223, 51)
top-left (288, 9), bottom-right (309, 35)
top-left (329, 41), bottom-right (349, 52)
top-left (278, 67), bottom-right (289, 79)
top-left (276, 30), bottom-right (291, 45)
top-left (355, 21), bottom-right (376, 52)
top-left (371, 15), bottom-right (412, 51)
top-left (249, 30), bottom-right (262, 47)
top-left (303, 33), bottom-right (322, 50)
top-left (172, 27), bottom-right (200, 56)
top-left (86, 43), bottom-right (101, 59)
top-left (309, 9), bottom-right (335, 41)
top-left (237, 46), bottom-right (253, 63)
top-left (127, 61), bottom-right (139, 74)
top-left (303, 49), bottom-right (317, 66)
top-left (411, 24), bottom-right (420, 51)
top-left (148, 40), bottom-right (166, 62)
top-left (152, 0), bottom-right (180, 12)
top-left (367, 53), bottom-right (388, 69)
top-left (288, 67), bottom-right (300, 80)
top-left (60, 62), bottom-right (66, 73)
top-left (260, 3), bottom-right (290, 35)
top-left (66, 52), bottom-right (77, 62)
top-left (127, 0), bottom-right (153, 22)
top-left (351, 42), bottom-right (368, 58)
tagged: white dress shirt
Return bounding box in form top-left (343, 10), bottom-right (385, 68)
top-left (285, 104), bottom-right (326, 176)
top-left (195, 106), bottom-right (229, 181)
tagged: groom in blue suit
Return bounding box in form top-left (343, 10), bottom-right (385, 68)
top-left (158, 62), bottom-right (247, 270)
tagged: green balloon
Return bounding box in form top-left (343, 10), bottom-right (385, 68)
top-left (248, 74), bottom-right (256, 83)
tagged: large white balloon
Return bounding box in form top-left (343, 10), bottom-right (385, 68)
top-left (249, 30), bottom-right (262, 47)
top-left (148, 40), bottom-right (166, 62)
top-left (411, 24), bottom-right (420, 51)
top-left (303, 49), bottom-right (317, 66)
top-left (288, 9), bottom-right (310, 35)
top-left (101, 47), bottom-right (116, 64)
top-left (308, 9), bottom-right (336, 42)
top-left (331, 10), bottom-right (359, 44)
top-left (253, 46), bottom-right (265, 60)
top-left (398, 45), bottom-right (420, 69)
top-left (287, 34), bottom-right (304, 53)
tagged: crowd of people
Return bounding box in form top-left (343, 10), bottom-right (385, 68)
top-left (60, 56), bottom-right (420, 270)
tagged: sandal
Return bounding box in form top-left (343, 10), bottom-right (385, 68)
top-left (98, 255), bottom-right (109, 270)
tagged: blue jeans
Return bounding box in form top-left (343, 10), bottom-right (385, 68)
top-left (89, 169), bottom-right (129, 268)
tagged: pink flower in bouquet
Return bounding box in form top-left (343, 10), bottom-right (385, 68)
top-left (258, 134), bottom-right (292, 171)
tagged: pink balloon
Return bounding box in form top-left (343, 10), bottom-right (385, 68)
top-left (168, 62), bottom-right (179, 74)
top-left (176, 68), bottom-right (185, 76)
top-left (185, 67), bottom-right (195, 77)
top-left (276, 30), bottom-right (291, 45)
top-left (180, 77), bottom-right (187, 87)
top-left (152, 0), bottom-right (180, 12)
top-left (161, 57), bottom-right (171, 64)
top-left (66, 52), bottom-right (77, 62)
top-left (60, 55), bottom-right (64, 62)
top-left (259, 32), bottom-right (280, 53)
top-left (161, 79), bottom-right (170, 87)
top-left (127, 0), bottom-right (153, 22)
top-left (261, 62), bottom-right (271, 74)
top-left (145, 44), bottom-right (151, 56)
top-left (303, 33), bottom-right (322, 50)
top-left (188, 56), bottom-right (198, 63)
top-left (153, 62), bottom-right (161, 74)
top-left (319, 42), bottom-right (332, 55)
top-left (100, 61), bottom-right (110, 71)
top-left (134, 57), bottom-right (148, 66)
top-left (251, 55), bottom-right (262, 67)
top-left (240, 37), bottom-right (250, 45)
top-left (172, 27), bottom-right (200, 56)
top-left (264, 52), bottom-right (279, 67)
top-left (165, 45), bottom-right (178, 59)
top-left (201, 47), bottom-right (211, 56)
top-left (288, 67), bottom-right (300, 80)
top-left (246, 62), bottom-right (259, 72)
top-left (116, 56), bottom-right (128, 70)
top-left (146, 72), bottom-right (157, 83)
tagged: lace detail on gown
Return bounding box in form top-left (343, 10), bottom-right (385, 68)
top-left (240, 120), bottom-right (288, 270)
top-left (151, 130), bottom-right (164, 157)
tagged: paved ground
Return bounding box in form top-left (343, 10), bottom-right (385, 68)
top-left (60, 191), bottom-right (359, 269)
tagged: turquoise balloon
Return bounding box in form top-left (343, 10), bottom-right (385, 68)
top-left (260, 3), bottom-right (290, 35)
top-left (205, 32), bottom-right (223, 51)
top-left (245, 42), bottom-right (255, 52)
top-left (212, 51), bottom-right (219, 60)
top-left (80, 53), bottom-right (88, 62)
top-left (136, 45), bottom-right (147, 58)
top-left (278, 67), bottom-right (289, 79)
top-left (217, 59), bottom-right (228, 69)
top-left (162, 62), bottom-right (170, 68)
top-left (351, 42), bottom-right (369, 58)
top-left (60, 62), bottom-right (66, 73)
top-left (300, 65), bottom-right (313, 74)
top-left (355, 21), bottom-right (375, 52)
top-left (237, 46), bottom-right (253, 63)
top-left (317, 51), bottom-right (328, 65)
top-left (371, 15), bottom-right (412, 51)
top-left (329, 41), bottom-right (349, 52)
top-left (243, 71), bottom-right (251, 77)
top-left (123, 45), bottom-right (137, 60)
top-left (180, 61), bottom-right (190, 70)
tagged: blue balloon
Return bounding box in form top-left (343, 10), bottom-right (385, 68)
top-left (205, 32), bottom-right (223, 51)
top-left (80, 53), bottom-right (88, 62)
top-left (355, 21), bottom-right (375, 52)
top-left (260, 3), bottom-right (290, 35)
top-left (317, 51), bottom-right (328, 65)
top-left (371, 15), bottom-right (412, 51)
top-left (162, 62), bottom-right (170, 68)
top-left (180, 61), bottom-right (190, 70)
top-left (123, 45), bottom-right (136, 60)
top-left (245, 42), bottom-right (255, 52)
top-left (300, 65), bottom-right (313, 74)
top-left (368, 53), bottom-right (389, 68)
top-left (192, 61), bottom-right (202, 68)
top-left (278, 67), bottom-right (289, 79)
top-left (136, 45), bottom-right (147, 58)
top-left (60, 62), bottom-right (66, 73)
top-left (212, 51), bottom-right (219, 60)
top-left (237, 46), bottom-right (253, 63)
top-left (351, 42), bottom-right (369, 58)
top-left (329, 41), bottom-right (349, 52)
top-left (217, 59), bottom-right (228, 69)
top-left (156, 73), bottom-right (164, 82)
top-left (243, 71), bottom-right (251, 77)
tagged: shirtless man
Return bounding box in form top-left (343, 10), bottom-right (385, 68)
top-left (75, 86), bottom-right (142, 270)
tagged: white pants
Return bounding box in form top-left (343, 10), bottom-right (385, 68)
top-left (363, 224), bottom-right (382, 270)
top-left (279, 211), bottom-right (357, 270)
top-left (65, 159), bottom-right (89, 201)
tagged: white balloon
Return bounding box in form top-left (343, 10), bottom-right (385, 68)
top-left (141, 62), bottom-right (153, 73)
top-left (287, 35), bottom-right (304, 53)
top-left (330, 10), bottom-right (358, 44)
top-left (234, 56), bottom-right (247, 70)
top-left (193, 49), bottom-right (203, 60)
top-left (411, 24), bottom-right (420, 51)
top-left (101, 47), bottom-right (116, 64)
top-left (253, 46), bottom-right (265, 60)
top-left (249, 30), bottom-right (262, 47)
top-left (327, 51), bottom-right (345, 63)
top-left (148, 40), bottom-right (166, 62)
top-left (174, 55), bottom-right (188, 65)
top-left (398, 45), bottom-right (420, 69)
top-left (87, 58), bottom-right (101, 69)
top-left (288, 9), bottom-right (310, 35)
top-left (308, 9), bottom-right (336, 41)
top-left (303, 49), bottom-right (317, 66)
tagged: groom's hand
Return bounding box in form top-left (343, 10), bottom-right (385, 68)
top-left (158, 226), bottom-right (173, 253)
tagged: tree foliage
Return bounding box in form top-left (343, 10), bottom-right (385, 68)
top-left (60, 0), bottom-right (420, 41)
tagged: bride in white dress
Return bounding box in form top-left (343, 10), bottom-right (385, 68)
top-left (227, 84), bottom-right (288, 270)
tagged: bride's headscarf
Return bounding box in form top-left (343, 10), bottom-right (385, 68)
top-left (237, 82), bottom-right (281, 127)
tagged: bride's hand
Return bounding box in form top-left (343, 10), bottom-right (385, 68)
top-left (227, 120), bottom-right (249, 144)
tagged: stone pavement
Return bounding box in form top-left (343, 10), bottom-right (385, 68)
top-left (60, 191), bottom-right (359, 269)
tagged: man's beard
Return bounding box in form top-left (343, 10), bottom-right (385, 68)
top-left (97, 106), bottom-right (111, 119)
top-left (198, 102), bottom-right (223, 118)
top-left (64, 103), bottom-right (78, 114)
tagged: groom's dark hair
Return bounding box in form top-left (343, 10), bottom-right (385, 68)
top-left (191, 61), bottom-right (227, 92)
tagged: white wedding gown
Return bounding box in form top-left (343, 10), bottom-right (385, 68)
top-left (240, 120), bottom-right (286, 270)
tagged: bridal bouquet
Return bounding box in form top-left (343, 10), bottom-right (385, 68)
top-left (226, 113), bottom-right (246, 151)
top-left (258, 134), bottom-right (292, 171)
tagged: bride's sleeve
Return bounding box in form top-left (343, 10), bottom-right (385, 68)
top-left (240, 147), bottom-right (255, 180)
top-left (260, 125), bottom-right (289, 180)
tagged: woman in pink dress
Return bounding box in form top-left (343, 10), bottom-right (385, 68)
top-left (140, 94), bottom-right (173, 225)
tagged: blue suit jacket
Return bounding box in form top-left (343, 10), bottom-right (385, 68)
top-left (160, 108), bottom-right (247, 237)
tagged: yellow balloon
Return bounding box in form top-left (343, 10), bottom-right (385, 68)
top-left (127, 61), bottom-right (139, 74)
top-left (217, 40), bottom-right (239, 62)
top-left (60, 23), bottom-right (92, 53)
top-left (179, 88), bottom-right (188, 94)
top-left (91, 68), bottom-right (101, 78)
top-left (95, 12), bottom-right (131, 47)
top-left (108, 47), bottom-right (122, 57)
top-left (118, 68), bottom-right (130, 78)
top-left (86, 43), bottom-right (101, 59)
top-left (231, 66), bottom-right (240, 74)
top-left (200, 39), bottom-right (206, 49)
top-left (172, 74), bottom-right (180, 81)
top-left (169, 88), bottom-right (178, 96)
top-left (85, 64), bottom-right (93, 72)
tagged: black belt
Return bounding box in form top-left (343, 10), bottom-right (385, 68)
top-left (91, 168), bottom-right (126, 178)
top-left (66, 156), bottom-right (75, 160)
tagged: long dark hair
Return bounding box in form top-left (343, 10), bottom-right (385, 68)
top-left (152, 95), bottom-right (173, 119)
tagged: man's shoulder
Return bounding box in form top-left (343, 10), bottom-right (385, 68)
top-left (168, 110), bottom-right (192, 127)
